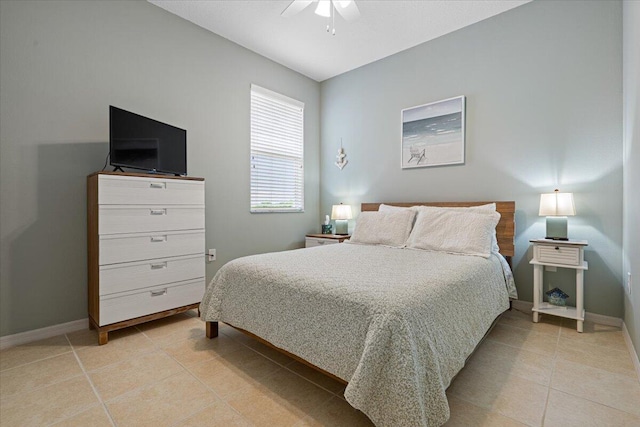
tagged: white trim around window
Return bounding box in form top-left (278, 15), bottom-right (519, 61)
top-left (250, 84), bottom-right (304, 213)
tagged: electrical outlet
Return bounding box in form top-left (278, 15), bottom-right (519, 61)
top-left (627, 272), bottom-right (632, 296)
top-left (208, 249), bottom-right (216, 262)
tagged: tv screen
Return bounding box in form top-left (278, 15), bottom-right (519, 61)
top-left (109, 106), bottom-right (187, 176)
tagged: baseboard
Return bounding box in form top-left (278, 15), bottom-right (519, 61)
top-left (0, 318), bottom-right (88, 351)
top-left (585, 311), bottom-right (624, 327)
top-left (510, 300), bottom-right (623, 327)
top-left (622, 322), bottom-right (640, 383)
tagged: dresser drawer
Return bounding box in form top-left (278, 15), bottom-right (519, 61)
top-left (305, 237), bottom-right (340, 248)
top-left (99, 278), bottom-right (204, 326)
top-left (99, 254), bottom-right (204, 296)
top-left (98, 175), bottom-right (204, 205)
top-left (98, 206), bottom-right (204, 235)
top-left (535, 245), bottom-right (580, 266)
top-left (99, 231), bottom-right (204, 265)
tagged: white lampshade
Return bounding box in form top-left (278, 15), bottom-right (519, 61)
top-left (331, 204), bottom-right (352, 220)
top-left (539, 190), bottom-right (576, 216)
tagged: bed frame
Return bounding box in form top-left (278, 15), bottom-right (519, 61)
top-left (205, 200), bottom-right (516, 384)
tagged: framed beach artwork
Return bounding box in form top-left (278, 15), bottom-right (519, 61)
top-left (401, 95), bottom-right (466, 169)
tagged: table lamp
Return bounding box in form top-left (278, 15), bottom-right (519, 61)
top-left (539, 189), bottom-right (576, 240)
top-left (331, 203), bottom-right (352, 235)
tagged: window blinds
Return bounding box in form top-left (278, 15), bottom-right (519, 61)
top-left (250, 84), bottom-right (304, 213)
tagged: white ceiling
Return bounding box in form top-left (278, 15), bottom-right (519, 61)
top-left (149, 0), bottom-right (531, 82)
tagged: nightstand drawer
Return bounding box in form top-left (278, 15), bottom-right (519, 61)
top-left (535, 245), bottom-right (580, 266)
top-left (305, 237), bottom-right (340, 248)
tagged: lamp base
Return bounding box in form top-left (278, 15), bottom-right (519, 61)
top-left (546, 216), bottom-right (568, 240)
top-left (335, 219), bottom-right (348, 235)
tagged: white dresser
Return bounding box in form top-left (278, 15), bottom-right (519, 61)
top-left (87, 172), bottom-right (205, 344)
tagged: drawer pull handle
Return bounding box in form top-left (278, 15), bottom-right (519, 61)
top-left (150, 209), bottom-right (166, 216)
top-left (150, 262), bottom-right (167, 270)
top-left (150, 236), bottom-right (166, 242)
top-left (149, 182), bottom-right (166, 189)
top-left (318, 241), bottom-right (325, 245)
top-left (150, 289), bottom-right (167, 297)
top-left (555, 246), bottom-right (560, 250)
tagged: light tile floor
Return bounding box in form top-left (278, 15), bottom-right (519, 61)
top-left (1, 308), bottom-right (639, 427)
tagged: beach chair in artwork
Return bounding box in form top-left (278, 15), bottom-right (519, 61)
top-left (408, 146), bottom-right (426, 164)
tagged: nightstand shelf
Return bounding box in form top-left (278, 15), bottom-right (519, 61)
top-left (530, 239), bottom-right (588, 332)
top-left (532, 302), bottom-right (584, 321)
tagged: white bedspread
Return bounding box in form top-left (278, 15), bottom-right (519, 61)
top-left (200, 243), bottom-right (512, 426)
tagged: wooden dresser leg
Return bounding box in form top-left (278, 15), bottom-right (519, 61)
top-left (98, 331), bottom-right (108, 345)
top-left (206, 321), bottom-right (218, 338)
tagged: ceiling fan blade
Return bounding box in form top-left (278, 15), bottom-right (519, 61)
top-left (334, 0), bottom-right (360, 22)
top-left (281, 0), bottom-right (314, 18)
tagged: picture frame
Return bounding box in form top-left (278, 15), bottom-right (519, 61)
top-left (401, 95), bottom-right (466, 169)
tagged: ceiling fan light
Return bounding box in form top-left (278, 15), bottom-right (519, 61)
top-left (315, 0), bottom-right (331, 17)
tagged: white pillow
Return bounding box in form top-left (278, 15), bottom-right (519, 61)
top-left (350, 210), bottom-right (416, 248)
top-left (378, 203), bottom-right (420, 213)
top-left (469, 204), bottom-right (500, 253)
top-left (380, 203), bottom-right (501, 253)
top-left (458, 204), bottom-right (500, 253)
top-left (406, 208), bottom-right (501, 258)
top-left (382, 203), bottom-right (495, 212)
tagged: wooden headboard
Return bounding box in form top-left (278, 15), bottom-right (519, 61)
top-left (361, 201), bottom-right (516, 258)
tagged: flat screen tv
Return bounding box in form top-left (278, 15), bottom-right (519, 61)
top-left (109, 106), bottom-right (187, 176)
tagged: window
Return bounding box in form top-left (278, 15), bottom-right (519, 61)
top-left (250, 84), bottom-right (304, 213)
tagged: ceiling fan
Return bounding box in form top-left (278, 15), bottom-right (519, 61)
top-left (282, 0), bottom-right (360, 34)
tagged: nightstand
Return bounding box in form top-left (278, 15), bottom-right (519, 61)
top-left (305, 234), bottom-right (350, 248)
top-left (530, 239), bottom-right (588, 332)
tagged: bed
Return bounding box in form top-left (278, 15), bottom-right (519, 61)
top-left (200, 201), bottom-right (516, 427)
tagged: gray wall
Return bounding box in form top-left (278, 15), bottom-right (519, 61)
top-left (623, 0), bottom-right (640, 356)
top-left (0, 0), bottom-right (320, 336)
top-left (320, 0), bottom-right (623, 317)
top-left (0, 0), bottom-right (628, 337)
